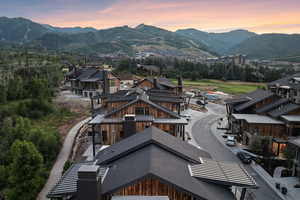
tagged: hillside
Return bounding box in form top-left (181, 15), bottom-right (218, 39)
top-left (176, 28), bottom-right (256, 54)
top-left (34, 24), bottom-right (214, 58)
top-left (0, 17), bottom-right (49, 43)
top-left (0, 17), bottom-right (213, 58)
top-left (229, 34), bottom-right (300, 59)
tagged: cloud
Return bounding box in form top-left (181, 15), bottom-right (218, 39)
top-left (1, 0), bottom-right (300, 33)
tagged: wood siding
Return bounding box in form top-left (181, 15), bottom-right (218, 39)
top-left (109, 101), bottom-right (174, 119)
top-left (97, 123), bottom-right (178, 145)
top-left (103, 176), bottom-right (193, 200)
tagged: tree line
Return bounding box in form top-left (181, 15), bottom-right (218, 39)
top-left (114, 57), bottom-right (296, 83)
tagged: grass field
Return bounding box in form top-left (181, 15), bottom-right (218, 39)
top-left (172, 79), bottom-right (265, 95)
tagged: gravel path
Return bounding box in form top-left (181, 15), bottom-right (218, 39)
top-left (37, 117), bottom-right (91, 200)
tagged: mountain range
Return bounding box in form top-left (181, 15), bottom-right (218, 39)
top-left (1, 16), bottom-right (300, 60)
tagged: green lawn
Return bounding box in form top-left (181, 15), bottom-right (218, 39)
top-left (172, 79), bottom-right (265, 95)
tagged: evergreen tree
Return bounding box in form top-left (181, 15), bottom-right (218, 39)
top-left (6, 140), bottom-right (44, 200)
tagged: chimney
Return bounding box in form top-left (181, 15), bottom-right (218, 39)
top-left (123, 114), bottom-right (136, 138)
top-left (77, 165), bottom-right (101, 200)
top-left (103, 70), bottom-right (110, 95)
top-left (153, 78), bottom-right (158, 89)
top-left (178, 76), bottom-right (183, 94)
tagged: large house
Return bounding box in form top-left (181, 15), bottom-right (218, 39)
top-left (66, 67), bottom-right (120, 97)
top-left (225, 83), bottom-right (300, 157)
top-left (268, 73), bottom-right (300, 104)
top-left (89, 89), bottom-right (188, 150)
top-left (134, 77), bottom-right (183, 95)
top-left (47, 127), bottom-right (257, 200)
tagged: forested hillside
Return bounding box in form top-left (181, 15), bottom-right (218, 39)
top-left (229, 34), bottom-right (300, 59)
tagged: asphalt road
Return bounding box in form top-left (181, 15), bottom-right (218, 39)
top-left (191, 103), bottom-right (282, 200)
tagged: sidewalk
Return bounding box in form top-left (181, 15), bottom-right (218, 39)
top-left (37, 117), bottom-right (91, 200)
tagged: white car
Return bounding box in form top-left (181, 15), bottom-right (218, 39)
top-left (226, 136), bottom-right (236, 146)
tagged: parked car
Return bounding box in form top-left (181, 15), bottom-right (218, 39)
top-left (196, 100), bottom-right (205, 105)
top-left (181, 114), bottom-right (191, 121)
top-left (226, 136), bottom-right (236, 146)
top-left (237, 151), bottom-right (252, 164)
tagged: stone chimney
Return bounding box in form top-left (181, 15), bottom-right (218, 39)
top-left (77, 165), bottom-right (102, 200)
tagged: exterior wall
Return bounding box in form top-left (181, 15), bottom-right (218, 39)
top-left (109, 74), bottom-right (120, 94)
top-left (97, 123), bottom-right (178, 145)
top-left (104, 176), bottom-right (193, 200)
top-left (243, 123), bottom-right (286, 138)
top-left (109, 101), bottom-right (174, 119)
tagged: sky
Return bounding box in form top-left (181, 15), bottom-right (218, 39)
top-left (1, 0), bottom-right (300, 33)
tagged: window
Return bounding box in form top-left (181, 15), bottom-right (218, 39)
top-left (135, 107), bottom-right (150, 115)
top-left (135, 107), bottom-right (144, 115)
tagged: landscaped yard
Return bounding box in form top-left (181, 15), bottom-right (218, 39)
top-left (172, 79), bottom-right (265, 95)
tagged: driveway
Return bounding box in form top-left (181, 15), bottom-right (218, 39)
top-left (191, 103), bottom-right (282, 200)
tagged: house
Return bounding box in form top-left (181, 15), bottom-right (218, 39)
top-left (134, 77), bottom-right (183, 95)
top-left (267, 73), bottom-right (300, 104)
top-left (118, 74), bottom-right (140, 90)
top-left (66, 67), bottom-right (120, 97)
top-left (89, 91), bottom-right (188, 149)
top-left (47, 127), bottom-right (257, 200)
top-left (288, 137), bottom-right (300, 178)
top-left (225, 86), bottom-right (300, 157)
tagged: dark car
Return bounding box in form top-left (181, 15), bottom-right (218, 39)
top-left (196, 100), bottom-right (205, 105)
top-left (237, 151), bottom-right (252, 164)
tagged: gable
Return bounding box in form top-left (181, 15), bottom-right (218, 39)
top-left (109, 100), bottom-right (175, 118)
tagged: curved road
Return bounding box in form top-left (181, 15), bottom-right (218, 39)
top-left (191, 104), bottom-right (281, 200)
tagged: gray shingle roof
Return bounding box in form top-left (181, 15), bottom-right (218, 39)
top-left (255, 98), bottom-right (289, 114)
top-left (101, 145), bottom-right (234, 200)
top-left (268, 103), bottom-right (300, 118)
top-left (232, 114), bottom-right (284, 124)
top-left (234, 89), bottom-right (274, 112)
top-left (268, 73), bottom-right (300, 89)
top-left (96, 126), bottom-right (211, 165)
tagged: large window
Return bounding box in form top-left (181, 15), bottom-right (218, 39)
top-left (135, 107), bottom-right (149, 115)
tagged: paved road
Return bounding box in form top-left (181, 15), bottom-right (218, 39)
top-left (191, 109), bottom-right (282, 200)
top-left (37, 117), bottom-right (91, 200)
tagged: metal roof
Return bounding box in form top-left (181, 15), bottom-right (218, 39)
top-left (47, 162), bottom-right (108, 198)
top-left (281, 115), bottom-right (300, 122)
top-left (89, 115), bottom-right (186, 125)
top-left (289, 137), bottom-right (300, 147)
top-left (154, 118), bottom-right (188, 124)
top-left (112, 196), bottom-right (169, 200)
top-left (255, 98), bottom-right (289, 114)
top-left (189, 158), bottom-right (258, 188)
top-left (232, 114), bottom-right (284, 124)
top-left (268, 103), bottom-right (300, 118)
